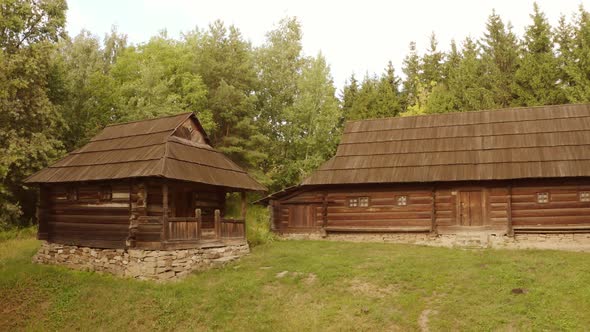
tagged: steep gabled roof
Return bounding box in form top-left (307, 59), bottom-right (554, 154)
top-left (302, 103), bottom-right (590, 185)
top-left (25, 112), bottom-right (266, 191)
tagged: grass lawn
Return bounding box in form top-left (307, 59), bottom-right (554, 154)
top-left (1, 237), bottom-right (590, 331)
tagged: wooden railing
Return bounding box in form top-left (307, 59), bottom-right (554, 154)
top-left (214, 210), bottom-right (246, 239)
top-left (143, 208), bottom-right (245, 242)
top-left (166, 209), bottom-right (202, 241)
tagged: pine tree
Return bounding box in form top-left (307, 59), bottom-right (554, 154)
top-left (375, 61), bottom-right (402, 117)
top-left (554, 15), bottom-right (575, 90)
top-left (421, 32), bottom-right (444, 89)
top-left (563, 6), bottom-right (590, 102)
top-left (479, 10), bottom-right (520, 107)
top-left (513, 3), bottom-right (565, 106)
top-left (401, 41), bottom-right (421, 110)
top-left (340, 74), bottom-right (359, 124)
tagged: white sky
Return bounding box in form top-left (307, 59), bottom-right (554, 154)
top-left (67, 0), bottom-right (586, 91)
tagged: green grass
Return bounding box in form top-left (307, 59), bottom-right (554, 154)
top-left (2, 235), bottom-right (590, 331)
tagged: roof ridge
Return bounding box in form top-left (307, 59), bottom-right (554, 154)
top-left (344, 103), bottom-right (590, 125)
top-left (105, 112), bottom-right (193, 128)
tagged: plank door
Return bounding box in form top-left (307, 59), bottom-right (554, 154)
top-left (288, 205), bottom-right (316, 228)
top-left (459, 191), bottom-right (484, 226)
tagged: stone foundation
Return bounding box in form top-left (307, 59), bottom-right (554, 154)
top-left (279, 232), bottom-right (590, 252)
top-left (33, 241), bottom-right (250, 281)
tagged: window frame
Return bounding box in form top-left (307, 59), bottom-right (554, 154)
top-left (66, 186), bottom-right (78, 202)
top-left (579, 191), bottom-right (590, 202)
top-left (396, 195), bottom-right (408, 206)
top-left (348, 197), bottom-right (359, 208)
top-left (536, 192), bottom-right (549, 204)
top-left (358, 196), bottom-right (370, 207)
top-left (99, 185), bottom-right (112, 202)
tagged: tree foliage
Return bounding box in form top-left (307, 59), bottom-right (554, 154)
top-left (0, 0), bottom-right (68, 227)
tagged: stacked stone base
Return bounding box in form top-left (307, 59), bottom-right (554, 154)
top-left (33, 241), bottom-right (249, 281)
top-left (279, 232), bottom-right (590, 252)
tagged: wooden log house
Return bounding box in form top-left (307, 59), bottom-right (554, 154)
top-left (261, 104), bottom-right (590, 238)
top-left (26, 112), bottom-right (266, 250)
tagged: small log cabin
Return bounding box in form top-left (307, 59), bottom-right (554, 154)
top-left (25, 112), bottom-right (266, 250)
top-left (261, 104), bottom-right (590, 238)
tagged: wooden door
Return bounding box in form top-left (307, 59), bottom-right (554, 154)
top-left (288, 205), bottom-right (316, 228)
top-left (459, 191), bottom-right (484, 226)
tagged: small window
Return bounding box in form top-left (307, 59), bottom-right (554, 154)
top-left (66, 187), bottom-right (78, 201)
top-left (348, 198), bottom-right (358, 207)
top-left (396, 195), bottom-right (408, 206)
top-left (359, 197), bottom-right (370, 207)
top-left (99, 186), bottom-right (112, 202)
top-left (580, 191), bottom-right (590, 202)
top-left (537, 192), bottom-right (549, 204)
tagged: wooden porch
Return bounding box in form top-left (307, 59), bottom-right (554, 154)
top-left (129, 181), bottom-right (249, 250)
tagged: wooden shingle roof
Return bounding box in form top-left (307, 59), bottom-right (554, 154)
top-left (26, 113), bottom-right (266, 191)
top-left (302, 103), bottom-right (590, 185)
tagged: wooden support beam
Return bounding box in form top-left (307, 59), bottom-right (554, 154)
top-left (507, 184), bottom-right (514, 237)
top-left (240, 191), bottom-right (247, 239)
top-left (321, 192), bottom-right (328, 238)
top-left (214, 209), bottom-right (221, 240)
top-left (37, 185), bottom-right (49, 240)
top-left (430, 187), bottom-right (437, 235)
top-left (269, 200), bottom-right (275, 231)
top-left (195, 208), bottom-right (202, 240)
top-left (162, 182), bottom-right (169, 242)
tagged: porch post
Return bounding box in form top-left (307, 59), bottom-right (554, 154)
top-left (214, 209), bottom-right (221, 240)
top-left (162, 181), bottom-right (169, 243)
top-left (37, 185), bottom-right (49, 240)
top-left (241, 191), bottom-right (247, 239)
top-left (195, 208), bottom-right (202, 240)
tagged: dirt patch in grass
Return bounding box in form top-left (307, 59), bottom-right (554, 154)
top-left (347, 278), bottom-right (398, 298)
top-left (0, 283), bottom-right (50, 330)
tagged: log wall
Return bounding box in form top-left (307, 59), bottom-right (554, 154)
top-left (44, 181), bottom-right (131, 248)
top-left (270, 178), bottom-right (590, 235)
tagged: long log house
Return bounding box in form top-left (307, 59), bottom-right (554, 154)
top-left (25, 112), bottom-right (266, 250)
top-left (261, 104), bottom-right (590, 240)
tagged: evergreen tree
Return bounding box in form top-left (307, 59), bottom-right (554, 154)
top-left (563, 6), bottom-right (590, 102)
top-left (375, 61), bottom-right (402, 117)
top-left (554, 15), bottom-right (575, 90)
top-left (479, 10), bottom-right (520, 107)
top-left (401, 41), bottom-right (421, 110)
top-left (421, 32), bottom-right (444, 88)
top-left (340, 74), bottom-right (359, 124)
top-left (513, 3), bottom-right (565, 106)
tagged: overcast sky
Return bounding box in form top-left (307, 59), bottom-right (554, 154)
top-left (67, 0), bottom-right (585, 91)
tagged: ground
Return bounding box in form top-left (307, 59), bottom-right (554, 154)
top-left (1, 237), bottom-right (590, 331)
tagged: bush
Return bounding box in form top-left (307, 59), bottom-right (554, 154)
top-left (224, 193), bottom-right (274, 246)
top-left (245, 205), bottom-right (275, 246)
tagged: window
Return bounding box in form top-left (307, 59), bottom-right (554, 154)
top-left (396, 195), bottom-right (408, 206)
top-left (536, 192), bottom-right (549, 204)
top-left (359, 197), bottom-right (370, 207)
top-left (99, 186), bottom-right (112, 202)
top-left (66, 187), bottom-right (78, 201)
top-left (580, 191), bottom-right (590, 202)
top-left (348, 198), bottom-right (358, 207)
